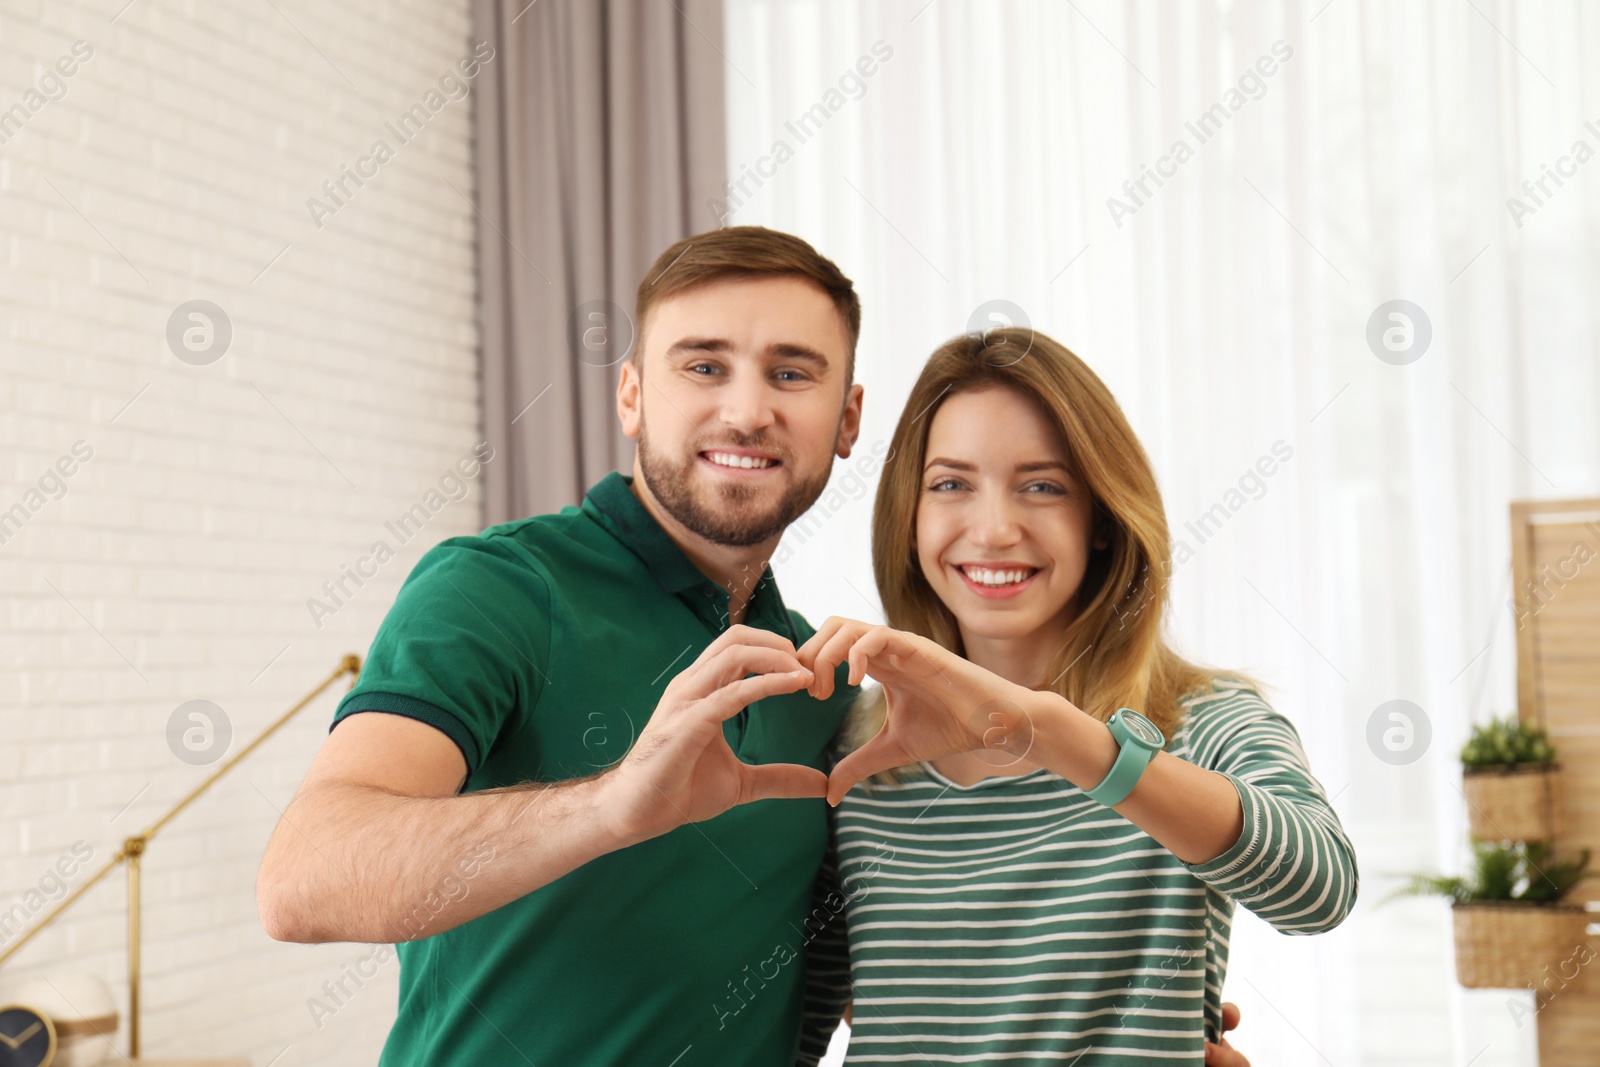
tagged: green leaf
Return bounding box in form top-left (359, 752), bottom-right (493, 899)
top-left (1389, 842), bottom-right (1591, 904)
top-left (1460, 715), bottom-right (1558, 769)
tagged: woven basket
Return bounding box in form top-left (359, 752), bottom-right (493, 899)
top-left (1452, 901), bottom-right (1591, 989)
top-left (1462, 762), bottom-right (1563, 841)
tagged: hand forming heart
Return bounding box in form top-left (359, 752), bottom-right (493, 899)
top-left (797, 616), bottom-right (1040, 804)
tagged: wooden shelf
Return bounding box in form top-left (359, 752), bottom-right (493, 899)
top-left (1510, 497), bottom-right (1600, 1067)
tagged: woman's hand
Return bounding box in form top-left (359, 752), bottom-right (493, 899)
top-left (797, 616), bottom-right (1036, 804)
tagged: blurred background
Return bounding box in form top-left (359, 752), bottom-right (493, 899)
top-left (1, 1), bottom-right (1597, 1065)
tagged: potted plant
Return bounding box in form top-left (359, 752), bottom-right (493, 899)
top-left (1396, 841), bottom-right (1592, 989)
top-left (1461, 715), bottom-right (1563, 841)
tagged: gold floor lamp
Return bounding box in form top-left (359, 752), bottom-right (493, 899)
top-left (0, 654), bottom-right (361, 1059)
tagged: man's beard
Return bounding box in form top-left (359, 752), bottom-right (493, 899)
top-left (637, 418), bottom-right (833, 548)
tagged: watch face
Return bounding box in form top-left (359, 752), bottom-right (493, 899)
top-left (1121, 709), bottom-right (1165, 747)
top-left (0, 1004), bottom-right (56, 1067)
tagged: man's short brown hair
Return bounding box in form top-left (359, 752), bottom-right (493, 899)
top-left (634, 226), bottom-right (861, 383)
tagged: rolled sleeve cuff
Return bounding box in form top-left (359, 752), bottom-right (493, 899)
top-left (331, 692), bottom-right (482, 778)
top-left (1182, 771), bottom-right (1263, 888)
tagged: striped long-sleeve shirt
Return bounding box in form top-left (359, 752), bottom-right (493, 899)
top-left (795, 679), bottom-right (1358, 1065)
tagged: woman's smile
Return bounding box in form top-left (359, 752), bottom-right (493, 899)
top-left (952, 561), bottom-right (1044, 599)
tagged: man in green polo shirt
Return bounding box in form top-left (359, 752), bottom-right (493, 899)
top-left (257, 226), bottom-right (865, 1065)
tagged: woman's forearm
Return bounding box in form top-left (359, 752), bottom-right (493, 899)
top-left (1023, 690), bottom-right (1244, 865)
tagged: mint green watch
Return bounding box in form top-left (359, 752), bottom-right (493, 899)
top-left (1085, 708), bottom-right (1165, 806)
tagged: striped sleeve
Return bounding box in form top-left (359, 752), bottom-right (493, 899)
top-left (1179, 688), bottom-right (1359, 934)
top-left (795, 814), bottom-right (851, 1066)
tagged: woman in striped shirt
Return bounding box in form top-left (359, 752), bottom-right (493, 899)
top-left (794, 327), bottom-right (1358, 1064)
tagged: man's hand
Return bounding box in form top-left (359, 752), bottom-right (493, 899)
top-left (1205, 1002), bottom-right (1250, 1066)
top-left (602, 624), bottom-right (827, 844)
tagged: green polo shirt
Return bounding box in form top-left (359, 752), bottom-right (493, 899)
top-left (328, 470), bottom-right (855, 1066)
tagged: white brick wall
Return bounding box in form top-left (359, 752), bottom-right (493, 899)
top-left (1, 1), bottom-right (486, 1062)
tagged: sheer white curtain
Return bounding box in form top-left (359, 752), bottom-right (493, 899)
top-left (725, 1), bottom-right (1600, 1065)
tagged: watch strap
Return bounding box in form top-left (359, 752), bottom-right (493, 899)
top-left (1086, 714), bottom-right (1161, 806)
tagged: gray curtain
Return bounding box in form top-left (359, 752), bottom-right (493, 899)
top-left (472, 0), bottom-right (728, 524)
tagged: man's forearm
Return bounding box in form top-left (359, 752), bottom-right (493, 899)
top-left (259, 627), bottom-right (823, 945)
top-left (259, 771), bottom-right (636, 944)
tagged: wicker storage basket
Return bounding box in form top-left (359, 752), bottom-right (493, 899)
top-left (1462, 763), bottom-right (1563, 841)
top-left (1452, 900), bottom-right (1591, 989)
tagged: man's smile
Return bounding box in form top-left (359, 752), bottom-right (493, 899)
top-left (698, 447), bottom-right (785, 476)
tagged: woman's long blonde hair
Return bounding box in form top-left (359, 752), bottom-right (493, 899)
top-left (838, 327), bottom-right (1261, 784)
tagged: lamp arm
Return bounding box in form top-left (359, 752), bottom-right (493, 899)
top-left (0, 655), bottom-right (361, 971)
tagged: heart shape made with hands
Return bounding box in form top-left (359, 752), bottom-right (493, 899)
top-left (796, 617), bottom-right (1038, 804)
